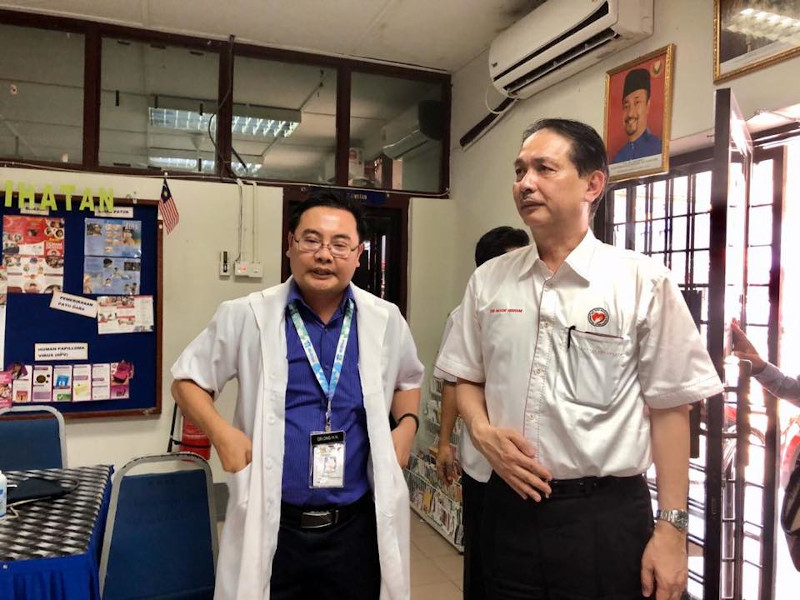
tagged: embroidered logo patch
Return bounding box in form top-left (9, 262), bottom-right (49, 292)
top-left (588, 307), bottom-right (609, 327)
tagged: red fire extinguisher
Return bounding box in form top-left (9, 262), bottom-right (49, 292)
top-left (169, 405), bottom-right (212, 460)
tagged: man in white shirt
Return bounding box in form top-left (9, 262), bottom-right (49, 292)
top-left (434, 225), bottom-right (529, 600)
top-left (436, 119), bottom-right (723, 600)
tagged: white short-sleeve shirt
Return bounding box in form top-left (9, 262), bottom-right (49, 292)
top-left (436, 230), bottom-right (723, 479)
top-left (433, 306), bottom-right (492, 482)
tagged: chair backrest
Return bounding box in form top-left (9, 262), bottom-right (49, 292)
top-left (0, 405), bottom-right (66, 471)
top-left (100, 453), bottom-right (218, 600)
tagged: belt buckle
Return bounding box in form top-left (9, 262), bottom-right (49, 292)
top-left (300, 509), bottom-right (337, 529)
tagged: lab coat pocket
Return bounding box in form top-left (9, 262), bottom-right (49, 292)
top-left (563, 329), bottom-right (624, 409)
top-left (225, 462), bottom-right (253, 508)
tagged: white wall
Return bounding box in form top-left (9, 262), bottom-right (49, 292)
top-left (448, 0), bottom-right (800, 290)
top-left (0, 166), bottom-right (457, 479)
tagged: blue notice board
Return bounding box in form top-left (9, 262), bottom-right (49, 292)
top-left (1, 197), bottom-right (163, 418)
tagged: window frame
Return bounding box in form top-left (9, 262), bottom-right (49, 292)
top-left (0, 8), bottom-right (451, 197)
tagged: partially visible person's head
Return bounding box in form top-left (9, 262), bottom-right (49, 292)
top-left (474, 226), bottom-right (529, 267)
top-left (621, 68), bottom-right (651, 142)
top-left (516, 119), bottom-right (608, 227)
top-left (287, 190), bottom-right (366, 299)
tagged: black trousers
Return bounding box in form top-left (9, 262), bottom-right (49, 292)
top-left (463, 472), bottom-right (487, 600)
top-left (270, 499), bottom-right (381, 600)
top-left (482, 472), bottom-right (654, 600)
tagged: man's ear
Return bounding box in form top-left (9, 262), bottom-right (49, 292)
top-left (585, 170), bottom-right (607, 203)
top-left (286, 232), bottom-right (293, 258)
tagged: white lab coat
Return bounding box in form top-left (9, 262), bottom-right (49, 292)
top-left (171, 280), bottom-right (424, 600)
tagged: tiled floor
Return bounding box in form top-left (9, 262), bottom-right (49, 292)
top-left (216, 510), bottom-right (464, 599)
top-left (409, 511), bottom-right (463, 599)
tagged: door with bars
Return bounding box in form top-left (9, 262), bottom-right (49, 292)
top-left (600, 88), bottom-right (783, 599)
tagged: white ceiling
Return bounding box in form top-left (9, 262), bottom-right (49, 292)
top-left (0, 0), bottom-right (546, 72)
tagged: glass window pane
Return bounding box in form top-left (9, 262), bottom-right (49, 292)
top-left (613, 189), bottom-right (628, 224)
top-left (747, 246), bottom-right (772, 285)
top-left (672, 176), bottom-right (689, 216)
top-left (634, 185), bottom-right (648, 221)
top-left (651, 251), bottom-right (668, 268)
top-left (751, 159), bottom-right (773, 206)
top-left (613, 224), bottom-right (627, 249)
top-left (0, 24), bottom-right (84, 163)
top-left (746, 325), bottom-right (769, 360)
top-left (748, 205), bottom-right (773, 246)
top-left (693, 250), bottom-right (709, 285)
top-left (671, 252), bottom-right (687, 284)
top-left (100, 39), bottom-right (219, 172)
top-left (232, 57), bottom-right (336, 181)
top-left (694, 213), bottom-right (710, 249)
top-left (746, 286), bottom-right (770, 326)
top-left (635, 222), bottom-right (647, 253)
top-left (652, 180), bottom-right (667, 219)
top-left (350, 73), bottom-right (444, 192)
top-left (652, 219), bottom-right (667, 253)
top-left (695, 171), bottom-right (712, 213)
top-left (672, 216), bottom-right (688, 251)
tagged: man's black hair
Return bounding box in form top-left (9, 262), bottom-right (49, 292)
top-left (288, 189), bottom-right (368, 242)
top-left (475, 226), bottom-right (530, 267)
top-left (521, 119), bottom-right (609, 218)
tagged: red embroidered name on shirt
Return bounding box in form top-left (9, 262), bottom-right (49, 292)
top-left (489, 308), bottom-right (523, 313)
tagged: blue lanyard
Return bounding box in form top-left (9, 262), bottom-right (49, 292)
top-left (288, 299), bottom-right (354, 432)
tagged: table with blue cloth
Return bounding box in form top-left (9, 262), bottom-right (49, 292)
top-left (0, 465), bottom-right (113, 600)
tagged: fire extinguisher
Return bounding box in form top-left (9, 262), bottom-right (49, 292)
top-left (169, 405), bottom-right (212, 460)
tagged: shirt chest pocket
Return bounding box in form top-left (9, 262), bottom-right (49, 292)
top-left (560, 328), bottom-right (625, 409)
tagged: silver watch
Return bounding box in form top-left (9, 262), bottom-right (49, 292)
top-left (655, 509), bottom-right (689, 532)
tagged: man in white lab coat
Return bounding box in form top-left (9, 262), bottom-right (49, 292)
top-left (171, 189), bottom-right (424, 600)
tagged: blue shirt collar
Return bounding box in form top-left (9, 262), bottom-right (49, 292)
top-left (286, 280), bottom-right (355, 321)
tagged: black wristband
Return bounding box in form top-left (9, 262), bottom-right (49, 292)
top-left (397, 412), bottom-right (419, 433)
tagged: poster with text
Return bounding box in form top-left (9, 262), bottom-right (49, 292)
top-left (2, 216), bottom-right (65, 293)
top-left (83, 257), bottom-right (141, 295)
top-left (84, 218), bottom-right (142, 258)
top-left (97, 295), bottom-right (154, 334)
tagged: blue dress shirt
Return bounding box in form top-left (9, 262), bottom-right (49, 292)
top-left (612, 129), bottom-right (662, 164)
top-left (282, 282), bottom-right (370, 507)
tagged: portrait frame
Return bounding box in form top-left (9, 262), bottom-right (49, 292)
top-left (714, 0), bottom-right (800, 83)
top-left (604, 44), bottom-right (674, 183)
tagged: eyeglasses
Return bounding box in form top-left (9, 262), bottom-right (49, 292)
top-left (292, 234), bottom-right (359, 259)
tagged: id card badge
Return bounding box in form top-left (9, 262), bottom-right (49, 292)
top-left (310, 430), bottom-right (346, 488)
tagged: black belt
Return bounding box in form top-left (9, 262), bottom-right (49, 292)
top-left (280, 493), bottom-right (372, 530)
top-left (546, 474), bottom-right (644, 500)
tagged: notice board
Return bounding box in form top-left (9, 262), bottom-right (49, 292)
top-left (1, 195), bottom-right (163, 418)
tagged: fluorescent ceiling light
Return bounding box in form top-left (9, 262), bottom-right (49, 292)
top-left (148, 95), bottom-right (301, 139)
top-left (148, 155), bottom-right (264, 176)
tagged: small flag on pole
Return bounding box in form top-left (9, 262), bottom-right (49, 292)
top-left (159, 177), bottom-right (180, 233)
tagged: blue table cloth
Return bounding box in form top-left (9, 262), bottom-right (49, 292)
top-left (0, 465), bottom-right (113, 600)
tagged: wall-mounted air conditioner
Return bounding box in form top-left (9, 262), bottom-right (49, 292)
top-left (381, 100), bottom-right (443, 159)
top-left (489, 0), bottom-right (653, 99)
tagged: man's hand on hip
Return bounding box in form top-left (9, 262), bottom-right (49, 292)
top-left (392, 418), bottom-right (416, 468)
top-left (211, 423), bottom-right (253, 473)
top-left (641, 522), bottom-right (688, 600)
top-left (472, 421), bottom-right (552, 500)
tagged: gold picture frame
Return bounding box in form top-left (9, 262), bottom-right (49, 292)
top-left (604, 44), bottom-right (674, 183)
top-left (714, 0), bottom-right (800, 83)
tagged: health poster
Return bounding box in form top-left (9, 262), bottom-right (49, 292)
top-left (32, 365), bottom-right (53, 402)
top-left (83, 257), bottom-right (141, 295)
top-left (2, 216), bottom-right (65, 294)
top-left (72, 364), bottom-right (92, 402)
top-left (97, 295), bottom-right (154, 334)
top-left (53, 365), bottom-right (73, 402)
top-left (84, 218), bottom-right (142, 258)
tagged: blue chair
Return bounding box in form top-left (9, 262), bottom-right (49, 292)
top-left (99, 453), bottom-right (219, 600)
top-left (0, 405), bottom-right (67, 470)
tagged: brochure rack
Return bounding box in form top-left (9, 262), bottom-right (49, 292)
top-left (1, 196), bottom-right (163, 418)
top-left (403, 376), bottom-right (464, 551)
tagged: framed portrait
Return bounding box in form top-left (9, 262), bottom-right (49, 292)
top-left (604, 44), bottom-right (674, 183)
top-left (715, 0), bottom-right (800, 83)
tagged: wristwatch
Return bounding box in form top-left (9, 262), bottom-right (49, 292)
top-left (655, 509), bottom-right (689, 532)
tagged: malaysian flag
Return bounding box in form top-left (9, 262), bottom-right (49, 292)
top-left (159, 177), bottom-right (180, 233)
